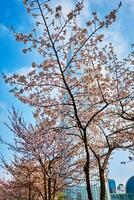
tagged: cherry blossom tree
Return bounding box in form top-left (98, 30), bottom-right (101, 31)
top-left (1, 108), bottom-right (83, 200)
top-left (0, 177), bottom-right (28, 200)
top-left (3, 0), bottom-right (134, 200)
top-left (0, 180), bottom-right (13, 200)
top-left (1, 158), bottom-right (42, 200)
top-left (116, 49), bottom-right (134, 122)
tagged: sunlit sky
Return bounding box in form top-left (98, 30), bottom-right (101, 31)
top-left (0, 0), bottom-right (134, 186)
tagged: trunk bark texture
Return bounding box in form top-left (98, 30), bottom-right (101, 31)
top-left (83, 132), bottom-right (93, 200)
top-left (99, 168), bottom-right (106, 200)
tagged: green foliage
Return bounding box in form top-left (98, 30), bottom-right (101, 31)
top-left (57, 192), bottom-right (65, 200)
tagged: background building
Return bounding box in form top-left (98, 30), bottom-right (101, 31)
top-left (126, 176), bottom-right (134, 194)
top-left (108, 179), bottom-right (116, 193)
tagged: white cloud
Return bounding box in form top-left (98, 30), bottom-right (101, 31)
top-left (0, 24), bottom-right (10, 34)
top-left (126, 0), bottom-right (134, 14)
top-left (49, 0), bottom-right (91, 26)
top-left (0, 101), bottom-right (7, 111)
top-left (0, 23), bottom-right (15, 41)
top-left (77, 0), bottom-right (92, 26)
top-left (16, 66), bottom-right (33, 75)
top-left (53, 0), bottom-right (74, 14)
top-left (5, 66), bottom-right (33, 78)
top-left (109, 150), bottom-right (134, 186)
top-left (103, 27), bottom-right (129, 58)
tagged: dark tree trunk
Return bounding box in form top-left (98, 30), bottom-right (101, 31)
top-left (28, 186), bottom-right (32, 200)
top-left (52, 179), bottom-right (56, 200)
top-left (84, 164), bottom-right (93, 200)
top-left (48, 177), bottom-right (51, 200)
top-left (48, 162), bottom-right (52, 200)
top-left (99, 168), bottom-right (106, 200)
top-left (83, 132), bottom-right (93, 200)
top-left (28, 174), bottom-right (32, 200)
top-left (43, 172), bottom-right (47, 200)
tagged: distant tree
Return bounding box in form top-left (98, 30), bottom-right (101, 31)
top-left (1, 158), bottom-right (42, 200)
top-left (0, 177), bottom-right (27, 200)
top-left (57, 192), bottom-right (65, 200)
top-left (3, 1), bottom-right (134, 200)
top-left (1, 108), bottom-right (83, 200)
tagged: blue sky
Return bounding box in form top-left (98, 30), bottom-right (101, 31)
top-left (0, 0), bottom-right (34, 159)
top-left (0, 0), bottom-right (134, 186)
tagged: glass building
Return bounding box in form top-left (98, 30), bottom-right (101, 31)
top-left (126, 176), bottom-right (134, 194)
top-left (64, 180), bottom-right (111, 200)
